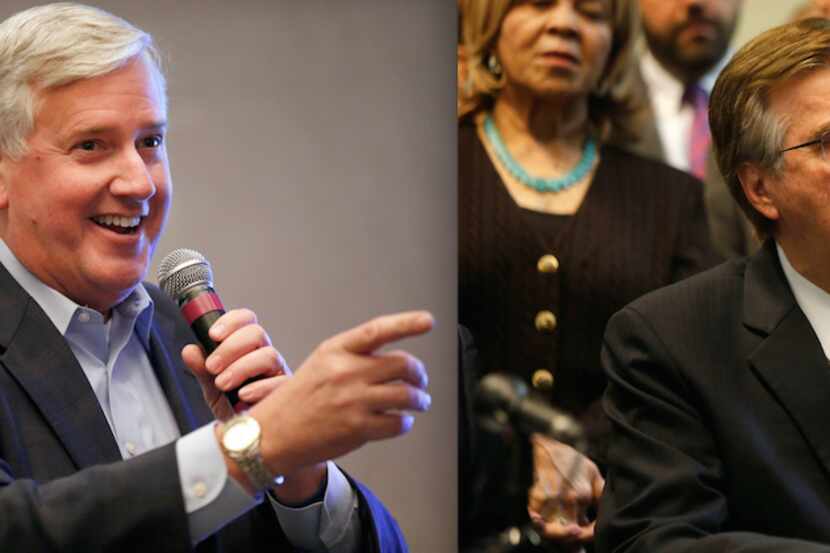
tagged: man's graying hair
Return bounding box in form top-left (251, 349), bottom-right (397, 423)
top-left (710, 17), bottom-right (830, 239)
top-left (0, 2), bottom-right (165, 159)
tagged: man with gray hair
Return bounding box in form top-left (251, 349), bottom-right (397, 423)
top-left (0, 3), bottom-right (430, 552)
top-left (597, 17), bottom-right (830, 553)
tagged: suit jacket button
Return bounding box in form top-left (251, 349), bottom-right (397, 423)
top-left (535, 310), bottom-right (557, 333)
top-left (537, 255), bottom-right (559, 274)
top-left (532, 369), bottom-right (554, 391)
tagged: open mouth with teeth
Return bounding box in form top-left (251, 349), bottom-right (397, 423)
top-left (91, 215), bottom-right (143, 235)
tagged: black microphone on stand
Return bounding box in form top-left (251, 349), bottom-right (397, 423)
top-left (157, 248), bottom-right (259, 406)
top-left (472, 374), bottom-right (589, 553)
top-left (476, 372), bottom-right (585, 448)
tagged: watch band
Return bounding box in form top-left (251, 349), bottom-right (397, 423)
top-left (237, 450), bottom-right (285, 490)
top-left (220, 414), bottom-right (285, 492)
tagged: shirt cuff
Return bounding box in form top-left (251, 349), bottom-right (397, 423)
top-left (267, 461), bottom-right (361, 553)
top-left (175, 423), bottom-right (258, 544)
top-left (177, 424), bottom-right (362, 552)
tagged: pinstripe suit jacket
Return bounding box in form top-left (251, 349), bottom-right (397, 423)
top-left (598, 241), bottom-right (830, 552)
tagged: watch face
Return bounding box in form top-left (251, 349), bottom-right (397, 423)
top-left (224, 417), bottom-right (260, 452)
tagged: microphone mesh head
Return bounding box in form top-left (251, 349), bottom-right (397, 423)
top-left (157, 248), bottom-right (214, 299)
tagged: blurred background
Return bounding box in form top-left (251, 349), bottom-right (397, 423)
top-left (734, 1), bottom-right (800, 46)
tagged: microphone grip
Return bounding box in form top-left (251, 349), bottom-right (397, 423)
top-left (188, 305), bottom-right (262, 407)
top-left (191, 309), bottom-right (222, 355)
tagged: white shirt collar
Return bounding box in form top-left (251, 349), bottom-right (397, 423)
top-left (640, 48), bottom-right (732, 108)
top-left (641, 50), bottom-right (685, 111)
top-left (0, 238), bottom-right (153, 343)
top-left (777, 242), bottom-right (830, 358)
top-left (639, 48), bottom-right (733, 171)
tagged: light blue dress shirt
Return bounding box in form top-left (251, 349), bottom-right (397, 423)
top-left (0, 239), bottom-right (360, 552)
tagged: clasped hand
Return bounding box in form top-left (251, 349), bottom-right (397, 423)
top-left (527, 434), bottom-right (605, 551)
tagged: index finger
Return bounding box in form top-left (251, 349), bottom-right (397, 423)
top-left (207, 308), bottom-right (260, 342)
top-left (329, 311), bottom-right (434, 354)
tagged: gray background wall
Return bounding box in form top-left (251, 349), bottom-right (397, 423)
top-left (0, 1), bottom-right (456, 552)
top-left (734, 0), bottom-right (800, 48)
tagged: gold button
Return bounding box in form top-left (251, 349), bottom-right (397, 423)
top-left (535, 310), bottom-right (557, 333)
top-left (532, 369), bottom-right (554, 391)
top-left (537, 254), bottom-right (559, 274)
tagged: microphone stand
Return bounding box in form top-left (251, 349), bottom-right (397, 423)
top-left (462, 373), bottom-right (591, 553)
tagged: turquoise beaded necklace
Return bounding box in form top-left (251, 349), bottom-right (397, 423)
top-left (484, 113), bottom-right (597, 193)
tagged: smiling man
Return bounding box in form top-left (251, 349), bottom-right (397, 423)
top-left (598, 17), bottom-right (830, 553)
top-left (0, 4), bottom-right (432, 552)
top-left (1, 55), bottom-right (169, 314)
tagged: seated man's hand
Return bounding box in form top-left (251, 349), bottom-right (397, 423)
top-left (181, 308), bottom-right (290, 421)
top-left (528, 434), bottom-right (604, 551)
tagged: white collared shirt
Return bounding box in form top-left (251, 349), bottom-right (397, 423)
top-left (778, 243), bottom-right (830, 358)
top-left (639, 49), bottom-right (731, 172)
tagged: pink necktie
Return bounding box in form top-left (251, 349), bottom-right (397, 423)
top-left (684, 84), bottom-right (711, 181)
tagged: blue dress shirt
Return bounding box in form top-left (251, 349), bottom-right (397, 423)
top-left (0, 239), bottom-right (359, 552)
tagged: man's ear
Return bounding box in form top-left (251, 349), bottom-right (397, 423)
top-left (0, 155), bottom-right (10, 210)
top-left (737, 162), bottom-right (779, 222)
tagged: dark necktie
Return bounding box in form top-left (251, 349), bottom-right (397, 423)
top-left (684, 84), bottom-right (711, 181)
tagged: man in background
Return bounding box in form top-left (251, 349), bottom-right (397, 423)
top-left (629, 0), bottom-right (755, 258)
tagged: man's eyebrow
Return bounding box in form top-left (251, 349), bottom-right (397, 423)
top-left (64, 120), bottom-right (168, 136)
top-left (144, 121), bottom-right (168, 131)
top-left (808, 121), bottom-right (830, 139)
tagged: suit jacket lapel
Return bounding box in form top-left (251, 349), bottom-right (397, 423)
top-left (0, 265), bottom-right (121, 468)
top-left (746, 241), bottom-right (830, 476)
top-left (146, 298), bottom-right (212, 434)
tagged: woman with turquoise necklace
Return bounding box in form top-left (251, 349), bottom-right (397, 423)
top-left (458, 0), bottom-right (717, 551)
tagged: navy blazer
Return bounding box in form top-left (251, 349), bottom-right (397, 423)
top-left (0, 263), bottom-right (407, 552)
top-left (597, 241), bottom-right (830, 552)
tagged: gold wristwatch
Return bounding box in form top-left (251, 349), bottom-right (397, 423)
top-left (220, 414), bottom-right (285, 491)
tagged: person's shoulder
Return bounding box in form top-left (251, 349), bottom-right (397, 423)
top-left (459, 112), bottom-right (485, 165)
top-left (458, 112), bottom-right (478, 141)
top-left (618, 257), bottom-right (746, 332)
top-left (604, 258), bottom-right (749, 371)
top-left (601, 144), bottom-right (702, 189)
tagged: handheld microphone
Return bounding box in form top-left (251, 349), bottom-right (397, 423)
top-left (476, 372), bottom-right (584, 447)
top-left (157, 248), bottom-right (253, 406)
